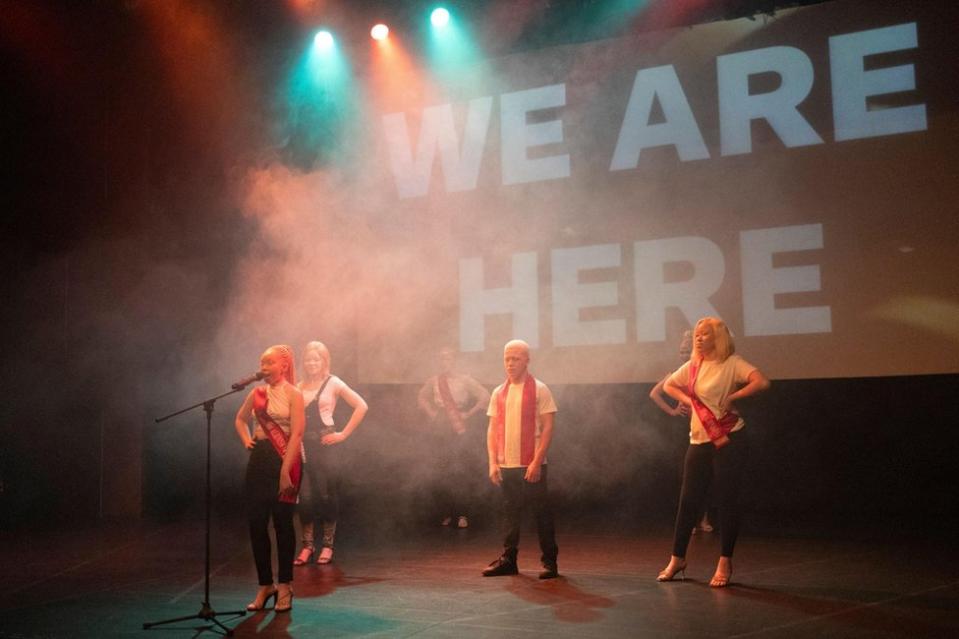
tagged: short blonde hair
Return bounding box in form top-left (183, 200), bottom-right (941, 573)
top-left (504, 339), bottom-right (530, 357)
top-left (691, 317), bottom-right (735, 362)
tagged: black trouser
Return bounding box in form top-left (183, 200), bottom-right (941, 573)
top-left (246, 441), bottom-right (295, 585)
top-left (499, 466), bottom-right (558, 564)
top-left (671, 430), bottom-right (748, 558)
top-left (298, 438), bottom-right (340, 548)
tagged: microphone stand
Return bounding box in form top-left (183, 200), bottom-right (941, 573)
top-left (143, 384), bottom-right (252, 636)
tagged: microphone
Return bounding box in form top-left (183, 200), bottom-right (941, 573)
top-left (232, 371), bottom-right (266, 390)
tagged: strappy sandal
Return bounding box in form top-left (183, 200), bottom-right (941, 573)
top-left (317, 547), bottom-right (333, 564)
top-left (710, 559), bottom-right (732, 587)
top-left (293, 546), bottom-right (314, 566)
top-left (656, 560), bottom-right (687, 582)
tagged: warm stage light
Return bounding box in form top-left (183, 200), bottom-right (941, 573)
top-left (314, 30), bottom-right (334, 51)
top-left (371, 23), bottom-right (389, 41)
top-left (431, 7), bottom-right (450, 28)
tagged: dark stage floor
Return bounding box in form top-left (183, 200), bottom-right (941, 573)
top-left (1, 519), bottom-right (957, 638)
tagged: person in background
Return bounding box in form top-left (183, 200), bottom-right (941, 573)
top-left (417, 347), bottom-right (490, 529)
top-left (234, 345), bottom-right (304, 612)
top-left (293, 341), bottom-right (368, 566)
top-left (657, 318), bottom-right (770, 588)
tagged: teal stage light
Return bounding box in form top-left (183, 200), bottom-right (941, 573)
top-left (430, 7), bottom-right (450, 28)
top-left (314, 30), bottom-right (334, 51)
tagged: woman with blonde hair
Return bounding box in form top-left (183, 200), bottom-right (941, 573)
top-left (233, 345), bottom-right (304, 612)
top-left (656, 318), bottom-right (770, 587)
top-left (294, 341), bottom-right (368, 565)
top-left (649, 330), bottom-right (714, 534)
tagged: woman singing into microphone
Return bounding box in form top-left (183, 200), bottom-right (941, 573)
top-left (656, 318), bottom-right (770, 587)
top-left (234, 345), bottom-right (304, 612)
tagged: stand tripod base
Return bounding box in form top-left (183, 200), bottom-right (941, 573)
top-left (143, 601), bottom-right (246, 636)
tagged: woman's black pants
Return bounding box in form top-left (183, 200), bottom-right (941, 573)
top-left (671, 430), bottom-right (748, 558)
top-left (246, 441), bottom-right (295, 585)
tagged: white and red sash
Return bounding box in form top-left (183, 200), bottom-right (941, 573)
top-left (437, 374), bottom-right (467, 434)
top-left (494, 375), bottom-right (537, 466)
top-left (688, 359), bottom-right (739, 449)
top-left (252, 386), bottom-right (302, 504)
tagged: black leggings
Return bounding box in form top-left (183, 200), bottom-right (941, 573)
top-left (298, 439), bottom-right (340, 547)
top-left (246, 441), bottom-right (295, 585)
top-left (671, 430), bottom-right (748, 558)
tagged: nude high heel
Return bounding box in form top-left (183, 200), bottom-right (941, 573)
top-left (657, 559), bottom-right (687, 582)
top-left (275, 583), bottom-right (294, 613)
top-left (246, 585), bottom-right (277, 611)
top-left (710, 558), bottom-right (732, 588)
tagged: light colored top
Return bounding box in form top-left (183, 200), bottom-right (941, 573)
top-left (253, 383), bottom-right (292, 437)
top-left (302, 375), bottom-right (348, 427)
top-left (487, 378), bottom-right (557, 468)
top-left (668, 355), bottom-right (757, 445)
top-left (422, 373), bottom-right (489, 410)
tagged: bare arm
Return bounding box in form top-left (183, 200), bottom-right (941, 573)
top-left (650, 375), bottom-right (688, 417)
top-left (279, 387), bottom-right (305, 496)
top-left (233, 391), bottom-right (256, 450)
top-left (664, 376), bottom-right (693, 408)
top-left (721, 369), bottom-right (771, 412)
top-left (322, 384), bottom-right (368, 445)
top-left (487, 417), bottom-right (501, 485)
top-left (525, 412), bottom-right (554, 483)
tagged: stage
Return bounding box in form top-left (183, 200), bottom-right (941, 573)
top-left (1, 519), bottom-right (956, 638)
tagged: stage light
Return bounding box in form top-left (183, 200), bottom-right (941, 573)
top-left (314, 30), bottom-right (334, 51)
top-left (431, 7), bottom-right (450, 28)
top-left (371, 23), bottom-right (389, 41)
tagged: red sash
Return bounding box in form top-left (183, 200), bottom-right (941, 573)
top-left (688, 359), bottom-right (739, 449)
top-left (252, 386), bottom-right (302, 503)
top-left (437, 374), bottom-right (467, 434)
top-left (494, 375), bottom-right (537, 466)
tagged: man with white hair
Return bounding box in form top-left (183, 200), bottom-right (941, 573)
top-left (482, 339), bottom-right (559, 579)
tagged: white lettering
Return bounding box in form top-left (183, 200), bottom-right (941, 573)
top-left (382, 97), bottom-right (492, 198)
top-left (634, 237), bottom-right (725, 342)
top-left (830, 22), bottom-right (927, 141)
top-left (740, 224), bottom-right (831, 336)
top-left (552, 244), bottom-right (626, 346)
top-left (610, 65), bottom-right (709, 169)
top-left (501, 84), bottom-right (571, 185)
top-left (459, 252), bottom-right (539, 351)
top-left (718, 46), bottom-right (823, 155)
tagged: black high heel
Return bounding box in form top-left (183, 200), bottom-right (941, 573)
top-left (246, 586), bottom-right (278, 611)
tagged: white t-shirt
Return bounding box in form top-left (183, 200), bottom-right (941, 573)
top-left (487, 377), bottom-right (558, 468)
top-left (668, 355), bottom-right (757, 445)
top-left (301, 375), bottom-right (348, 427)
